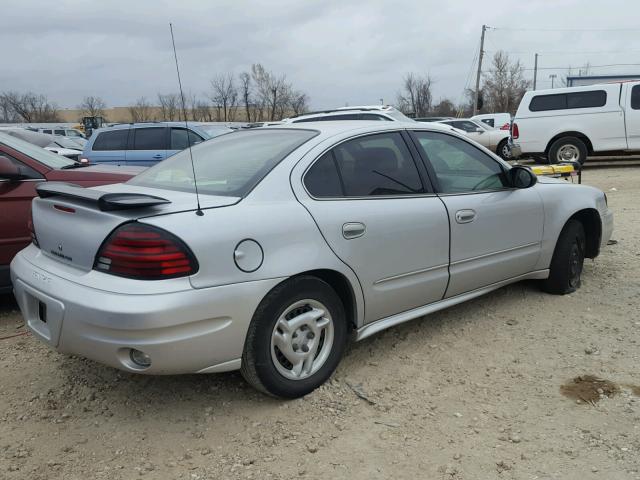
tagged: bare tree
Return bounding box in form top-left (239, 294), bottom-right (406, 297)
top-left (157, 93), bottom-right (180, 121)
top-left (433, 98), bottom-right (456, 117)
top-left (289, 90), bottom-right (309, 116)
top-left (396, 73), bottom-right (433, 117)
top-left (0, 93), bottom-right (19, 122)
top-left (79, 96), bottom-right (106, 118)
top-left (209, 74), bottom-right (238, 122)
top-left (251, 63), bottom-right (292, 121)
top-left (1, 91), bottom-right (60, 122)
top-left (481, 51), bottom-right (530, 114)
top-left (128, 97), bottom-right (153, 122)
top-left (239, 72), bottom-right (252, 122)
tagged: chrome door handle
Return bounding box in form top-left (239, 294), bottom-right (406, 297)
top-left (342, 222), bottom-right (366, 239)
top-left (455, 209), bottom-right (476, 224)
top-left (152, 154), bottom-right (163, 159)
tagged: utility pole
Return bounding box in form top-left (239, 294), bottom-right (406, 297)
top-left (549, 74), bottom-right (557, 88)
top-left (473, 24), bottom-right (487, 116)
top-left (533, 53), bottom-right (539, 90)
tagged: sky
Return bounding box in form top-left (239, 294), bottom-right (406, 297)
top-left (1, 0), bottom-right (639, 110)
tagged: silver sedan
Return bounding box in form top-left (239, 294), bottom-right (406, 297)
top-left (11, 122), bottom-right (613, 398)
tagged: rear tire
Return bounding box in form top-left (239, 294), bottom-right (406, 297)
top-left (497, 139), bottom-right (511, 160)
top-left (542, 220), bottom-right (586, 295)
top-left (548, 136), bottom-right (588, 165)
top-left (240, 276), bottom-right (347, 398)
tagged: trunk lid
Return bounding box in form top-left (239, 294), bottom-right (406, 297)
top-left (32, 183), bottom-right (239, 271)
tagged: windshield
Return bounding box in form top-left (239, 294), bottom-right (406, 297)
top-left (0, 132), bottom-right (75, 169)
top-left (128, 129), bottom-right (318, 197)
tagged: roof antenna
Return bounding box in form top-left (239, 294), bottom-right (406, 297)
top-left (170, 23), bottom-right (203, 216)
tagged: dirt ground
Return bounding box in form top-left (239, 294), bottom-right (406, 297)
top-left (1, 165), bottom-right (639, 480)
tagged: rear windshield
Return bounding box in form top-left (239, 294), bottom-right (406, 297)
top-left (128, 129), bottom-right (318, 197)
top-left (0, 132), bottom-right (74, 169)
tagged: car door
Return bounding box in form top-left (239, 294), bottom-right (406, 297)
top-left (88, 128), bottom-right (129, 165)
top-left (411, 130), bottom-right (544, 297)
top-left (0, 152), bottom-right (44, 281)
top-left (624, 83), bottom-right (640, 150)
top-left (125, 126), bottom-right (168, 166)
top-left (168, 127), bottom-right (204, 157)
top-left (296, 131), bottom-right (450, 323)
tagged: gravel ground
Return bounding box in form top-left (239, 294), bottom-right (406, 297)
top-left (1, 166), bottom-right (639, 480)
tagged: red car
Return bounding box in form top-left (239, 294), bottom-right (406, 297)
top-left (0, 131), bottom-right (142, 293)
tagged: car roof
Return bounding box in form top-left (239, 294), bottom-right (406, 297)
top-left (262, 120), bottom-right (468, 138)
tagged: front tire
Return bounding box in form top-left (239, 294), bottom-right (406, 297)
top-left (241, 276), bottom-right (347, 398)
top-left (542, 220), bottom-right (586, 295)
top-left (548, 136), bottom-right (588, 165)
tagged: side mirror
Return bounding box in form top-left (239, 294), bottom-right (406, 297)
top-left (0, 156), bottom-right (24, 181)
top-left (509, 165), bottom-right (537, 189)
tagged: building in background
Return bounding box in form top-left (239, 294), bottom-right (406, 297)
top-left (566, 74), bottom-right (640, 87)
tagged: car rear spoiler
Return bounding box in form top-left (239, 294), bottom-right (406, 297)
top-left (36, 182), bottom-right (171, 211)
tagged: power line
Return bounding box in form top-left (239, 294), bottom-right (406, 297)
top-left (486, 50), bottom-right (640, 56)
top-left (486, 63), bottom-right (640, 72)
top-left (492, 26), bottom-right (638, 32)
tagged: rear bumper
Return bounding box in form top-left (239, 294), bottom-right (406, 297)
top-left (509, 140), bottom-right (522, 159)
top-left (10, 247), bottom-right (284, 375)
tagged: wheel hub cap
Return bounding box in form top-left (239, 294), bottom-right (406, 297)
top-left (270, 299), bottom-right (334, 380)
top-left (558, 145), bottom-right (579, 162)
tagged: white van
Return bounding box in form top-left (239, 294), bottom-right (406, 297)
top-left (511, 81), bottom-right (640, 164)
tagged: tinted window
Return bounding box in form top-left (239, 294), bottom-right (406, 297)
top-left (129, 129), bottom-right (317, 197)
top-left (529, 94), bottom-right (567, 111)
top-left (567, 90), bottom-right (607, 109)
top-left (43, 129), bottom-right (52, 134)
top-left (93, 130), bottom-right (129, 151)
top-left (631, 85), bottom-right (640, 109)
top-left (450, 121), bottom-right (480, 132)
top-left (54, 129), bottom-right (66, 135)
top-left (331, 132), bottom-right (423, 196)
top-left (304, 151), bottom-right (343, 197)
top-left (480, 119), bottom-right (494, 127)
top-left (413, 131), bottom-right (508, 193)
top-left (133, 127), bottom-right (166, 150)
top-left (0, 151), bottom-right (41, 179)
top-left (359, 114), bottom-right (391, 121)
top-left (530, 90), bottom-right (607, 111)
top-left (170, 128), bottom-right (204, 150)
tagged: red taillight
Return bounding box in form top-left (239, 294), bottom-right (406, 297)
top-left (94, 223), bottom-right (198, 280)
top-left (28, 209), bottom-right (39, 248)
top-left (512, 123), bottom-right (519, 139)
top-left (500, 123), bottom-right (510, 130)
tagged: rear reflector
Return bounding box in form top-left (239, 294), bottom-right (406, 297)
top-left (94, 223), bottom-right (198, 280)
top-left (53, 205), bottom-right (76, 213)
top-left (500, 123), bottom-right (510, 130)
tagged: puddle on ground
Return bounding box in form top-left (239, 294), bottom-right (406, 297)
top-left (560, 375), bottom-right (621, 404)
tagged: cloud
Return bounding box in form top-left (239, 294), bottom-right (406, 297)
top-left (1, 0), bottom-right (637, 109)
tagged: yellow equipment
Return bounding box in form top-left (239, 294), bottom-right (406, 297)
top-left (525, 162), bottom-right (582, 184)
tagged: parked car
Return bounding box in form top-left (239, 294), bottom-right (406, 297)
top-left (414, 116), bottom-right (454, 122)
top-left (471, 113), bottom-right (511, 130)
top-left (81, 122), bottom-right (228, 166)
top-left (283, 105), bottom-right (415, 123)
top-left (11, 122), bottom-right (612, 398)
top-left (31, 126), bottom-right (86, 139)
top-left (3, 128), bottom-right (84, 162)
top-left (511, 81), bottom-right (640, 164)
top-left (0, 132), bottom-right (141, 293)
top-left (437, 118), bottom-right (512, 159)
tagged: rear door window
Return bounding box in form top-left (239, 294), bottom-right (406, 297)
top-left (630, 85), bottom-right (640, 109)
top-left (54, 129), bottom-right (66, 135)
top-left (328, 132), bottom-right (424, 196)
top-left (132, 127), bottom-right (167, 150)
top-left (170, 128), bottom-right (204, 150)
top-left (92, 130), bottom-right (129, 151)
top-left (303, 151), bottom-right (343, 197)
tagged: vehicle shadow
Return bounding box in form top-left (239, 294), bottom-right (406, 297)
top-left (47, 280), bottom-right (545, 420)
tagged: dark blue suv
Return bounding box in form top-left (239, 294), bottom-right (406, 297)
top-left (81, 122), bottom-right (232, 166)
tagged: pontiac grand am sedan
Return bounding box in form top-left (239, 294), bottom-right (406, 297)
top-left (10, 122), bottom-right (613, 398)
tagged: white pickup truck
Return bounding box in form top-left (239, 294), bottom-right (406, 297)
top-left (510, 81), bottom-right (640, 164)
